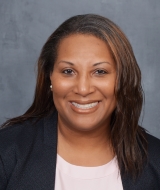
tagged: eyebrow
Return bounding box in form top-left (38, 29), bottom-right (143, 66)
top-left (57, 61), bottom-right (111, 66)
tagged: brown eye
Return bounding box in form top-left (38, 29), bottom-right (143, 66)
top-left (95, 69), bottom-right (107, 75)
top-left (63, 69), bottom-right (74, 75)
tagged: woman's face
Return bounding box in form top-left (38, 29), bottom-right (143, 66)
top-left (50, 34), bottom-right (117, 132)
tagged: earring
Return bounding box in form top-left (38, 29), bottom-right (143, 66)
top-left (50, 85), bottom-right (52, 89)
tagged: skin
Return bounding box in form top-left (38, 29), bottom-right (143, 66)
top-left (50, 34), bottom-right (117, 166)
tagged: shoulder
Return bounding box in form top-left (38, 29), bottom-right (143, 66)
top-left (0, 119), bottom-right (44, 156)
top-left (146, 134), bottom-right (160, 182)
top-left (0, 111), bottom-right (58, 156)
top-left (121, 133), bottom-right (160, 189)
top-left (0, 119), bottom-right (46, 160)
top-left (146, 133), bottom-right (160, 158)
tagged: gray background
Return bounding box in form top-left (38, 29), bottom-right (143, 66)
top-left (0, 0), bottom-right (160, 138)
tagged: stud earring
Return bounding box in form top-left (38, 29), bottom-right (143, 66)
top-left (50, 85), bottom-right (52, 89)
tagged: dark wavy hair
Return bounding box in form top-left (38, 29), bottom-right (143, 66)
top-left (1, 14), bottom-right (147, 178)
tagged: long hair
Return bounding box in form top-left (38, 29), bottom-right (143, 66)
top-left (1, 14), bottom-right (147, 178)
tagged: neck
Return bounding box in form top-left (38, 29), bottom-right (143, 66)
top-left (57, 115), bottom-right (114, 166)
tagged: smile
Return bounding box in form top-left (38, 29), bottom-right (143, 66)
top-left (71, 102), bottom-right (98, 109)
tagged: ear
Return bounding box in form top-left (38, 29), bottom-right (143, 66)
top-left (50, 85), bottom-right (52, 90)
top-left (49, 72), bottom-right (53, 90)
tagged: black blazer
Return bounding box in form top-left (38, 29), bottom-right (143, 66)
top-left (0, 111), bottom-right (160, 190)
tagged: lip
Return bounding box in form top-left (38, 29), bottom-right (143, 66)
top-left (69, 100), bottom-right (101, 105)
top-left (69, 101), bottom-right (101, 114)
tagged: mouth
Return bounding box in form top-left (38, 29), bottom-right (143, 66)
top-left (69, 100), bottom-right (101, 113)
top-left (71, 101), bottom-right (99, 109)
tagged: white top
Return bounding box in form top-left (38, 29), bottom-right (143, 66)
top-left (55, 154), bottom-right (123, 190)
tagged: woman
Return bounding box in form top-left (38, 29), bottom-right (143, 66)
top-left (0, 14), bottom-right (160, 190)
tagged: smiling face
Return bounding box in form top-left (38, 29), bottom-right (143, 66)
top-left (50, 34), bottom-right (117, 132)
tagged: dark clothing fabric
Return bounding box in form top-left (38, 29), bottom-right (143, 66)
top-left (0, 111), bottom-right (160, 190)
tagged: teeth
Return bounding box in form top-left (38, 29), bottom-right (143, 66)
top-left (71, 102), bottom-right (98, 109)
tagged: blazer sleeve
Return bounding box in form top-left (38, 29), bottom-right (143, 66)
top-left (0, 155), bottom-right (7, 190)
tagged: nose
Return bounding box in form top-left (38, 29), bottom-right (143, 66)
top-left (73, 74), bottom-right (95, 97)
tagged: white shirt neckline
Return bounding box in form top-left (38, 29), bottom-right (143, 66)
top-left (56, 154), bottom-right (118, 179)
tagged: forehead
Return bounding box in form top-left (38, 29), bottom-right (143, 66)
top-left (56, 34), bottom-right (115, 65)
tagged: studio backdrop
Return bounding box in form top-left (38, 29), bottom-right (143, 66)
top-left (0, 0), bottom-right (160, 138)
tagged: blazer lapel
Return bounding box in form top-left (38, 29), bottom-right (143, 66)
top-left (42, 111), bottom-right (58, 189)
top-left (121, 173), bottom-right (134, 190)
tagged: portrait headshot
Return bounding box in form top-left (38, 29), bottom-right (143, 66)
top-left (0, 1), bottom-right (160, 190)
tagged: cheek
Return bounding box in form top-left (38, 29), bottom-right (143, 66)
top-left (51, 75), bottom-right (73, 98)
top-left (96, 78), bottom-right (116, 98)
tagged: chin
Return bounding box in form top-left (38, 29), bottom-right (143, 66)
top-left (70, 123), bottom-right (99, 132)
